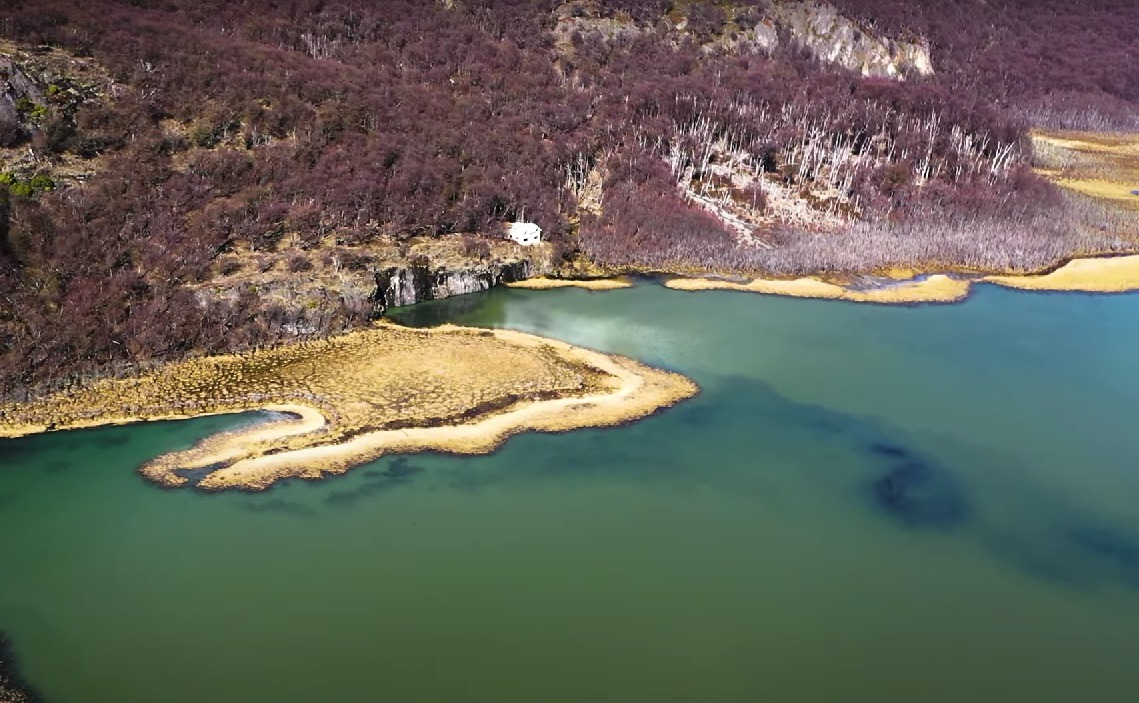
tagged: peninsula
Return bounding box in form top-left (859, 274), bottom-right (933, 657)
top-left (0, 322), bottom-right (697, 491)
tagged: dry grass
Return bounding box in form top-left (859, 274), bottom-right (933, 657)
top-left (984, 254), bottom-right (1139, 292)
top-left (0, 322), bottom-right (697, 490)
top-left (665, 253), bottom-right (1139, 301)
top-left (1033, 131), bottom-right (1139, 211)
top-left (664, 273), bottom-right (971, 303)
top-left (505, 277), bottom-right (634, 291)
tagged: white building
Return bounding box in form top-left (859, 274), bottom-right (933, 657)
top-left (506, 221), bottom-right (542, 246)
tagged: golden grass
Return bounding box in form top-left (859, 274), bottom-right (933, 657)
top-left (1049, 177), bottom-right (1138, 203)
top-left (665, 254), bottom-right (1139, 301)
top-left (505, 277), bottom-right (634, 291)
top-left (663, 274), bottom-right (971, 303)
top-left (1032, 131), bottom-right (1139, 211)
top-left (984, 254), bottom-right (1139, 292)
top-left (0, 322), bottom-right (697, 491)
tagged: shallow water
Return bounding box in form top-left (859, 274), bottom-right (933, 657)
top-left (2, 281), bottom-right (1139, 702)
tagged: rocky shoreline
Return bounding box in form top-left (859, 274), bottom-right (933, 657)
top-left (0, 637), bottom-right (39, 703)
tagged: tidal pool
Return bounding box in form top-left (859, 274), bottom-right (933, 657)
top-left (2, 280), bottom-right (1138, 702)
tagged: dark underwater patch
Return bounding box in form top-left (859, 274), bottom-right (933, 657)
top-left (868, 442), bottom-right (910, 459)
top-left (237, 497), bottom-right (318, 519)
top-left (327, 457), bottom-right (424, 507)
top-left (871, 455), bottom-right (969, 529)
top-left (44, 459), bottom-right (72, 474)
top-left (986, 521), bottom-right (1139, 592)
top-left (92, 430), bottom-right (131, 449)
top-left (1069, 526), bottom-right (1139, 568)
top-left (690, 375), bottom-right (973, 528)
top-left (0, 437), bottom-right (36, 465)
top-left (1067, 526), bottom-right (1139, 587)
top-left (171, 462), bottom-right (226, 488)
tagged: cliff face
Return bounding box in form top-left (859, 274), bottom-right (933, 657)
top-left (0, 56), bottom-right (44, 134)
top-left (771, 1), bottom-right (933, 78)
top-left (194, 239), bottom-right (552, 339)
top-left (373, 258), bottom-right (542, 311)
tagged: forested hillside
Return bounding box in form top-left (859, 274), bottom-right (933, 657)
top-left (1, 0), bottom-right (1137, 397)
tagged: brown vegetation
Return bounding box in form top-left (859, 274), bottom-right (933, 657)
top-left (2, 0), bottom-right (1139, 399)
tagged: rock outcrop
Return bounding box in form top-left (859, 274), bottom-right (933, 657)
top-left (0, 56), bottom-right (44, 142)
top-left (373, 258), bottom-right (542, 311)
top-left (552, 1), bottom-right (933, 80)
top-left (0, 637), bottom-right (38, 703)
top-left (770, 1), bottom-right (933, 78)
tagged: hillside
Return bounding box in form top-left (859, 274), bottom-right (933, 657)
top-left (1, 0), bottom-right (1138, 397)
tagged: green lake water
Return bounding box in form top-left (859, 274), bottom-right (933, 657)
top-left (2, 280), bottom-right (1139, 702)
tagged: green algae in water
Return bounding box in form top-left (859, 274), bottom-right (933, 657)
top-left (3, 281), bottom-right (1139, 702)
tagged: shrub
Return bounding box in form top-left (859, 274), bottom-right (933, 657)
top-left (287, 254), bottom-right (314, 273)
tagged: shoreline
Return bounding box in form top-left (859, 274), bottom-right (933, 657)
top-left (0, 637), bottom-right (39, 703)
top-left (663, 273), bottom-right (971, 303)
top-left (982, 255), bottom-right (1139, 292)
top-left (658, 254), bottom-right (1139, 304)
top-left (0, 323), bottom-right (697, 491)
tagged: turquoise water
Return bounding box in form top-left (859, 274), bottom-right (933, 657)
top-left (2, 280), bottom-right (1139, 702)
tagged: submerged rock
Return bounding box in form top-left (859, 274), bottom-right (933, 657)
top-left (870, 445), bottom-right (968, 528)
top-left (1066, 526), bottom-right (1139, 587)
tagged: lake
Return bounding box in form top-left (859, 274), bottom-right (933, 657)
top-left (2, 280), bottom-right (1138, 702)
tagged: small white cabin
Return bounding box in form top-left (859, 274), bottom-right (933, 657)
top-left (506, 221), bottom-right (542, 246)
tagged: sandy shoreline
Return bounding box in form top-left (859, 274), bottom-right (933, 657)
top-left (505, 277), bottom-right (634, 291)
top-left (0, 323), bottom-right (697, 491)
top-left (663, 255), bottom-right (1139, 303)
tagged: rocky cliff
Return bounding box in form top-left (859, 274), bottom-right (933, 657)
top-left (372, 258), bottom-right (542, 312)
top-left (194, 239), bottom-right (552, 338)
top-left (553, 1), bottom-right (933, 80)
top-left (771, 1), bottom-right (933, 78)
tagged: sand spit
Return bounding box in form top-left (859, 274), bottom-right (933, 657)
top-left (0, 323), bottom-right (697, 490)
top-left (505, 277), bottom-right (633, 291)
top-left (664, 273), bottom-right (971, 304)
top-left (664, 254), bottom-right (1139, 302)
top-left (984, 254), bottom-right (1139, 292)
